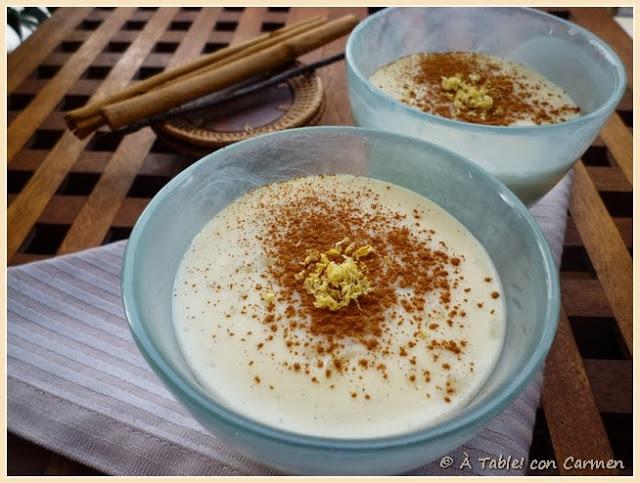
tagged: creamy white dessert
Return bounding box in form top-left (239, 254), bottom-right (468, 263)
top-left (370, 52), bottom-right (580, 126)
top-left (172, 175), bottom-right (505, 438)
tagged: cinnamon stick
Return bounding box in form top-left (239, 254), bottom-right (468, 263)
top-left (162, 16), bottom-right (326, 88)
top-left (101, 15), bottom-right (358, 130)
top-left (99, 53), bottom-right (346, 139)
top-left (75, 114), bottom-right (103, 132)
top-left (65, 15), bottom-right (324, 127)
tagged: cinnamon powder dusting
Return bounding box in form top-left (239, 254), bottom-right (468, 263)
top-left (180, 175), bottom-right (505, 407)
top-left (374, 52), bottom-right (580, 126)
top-left (247, 175), bottom-right (483, 401)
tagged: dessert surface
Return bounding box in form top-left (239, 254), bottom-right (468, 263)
top-left (172, 175), bottom-right (505, 438)
top-left (370, 52), bottom-right (580, 126)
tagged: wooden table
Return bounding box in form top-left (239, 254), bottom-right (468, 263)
top-left (7, 7), bottom-right (633, 476)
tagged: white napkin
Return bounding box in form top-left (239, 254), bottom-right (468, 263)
top-left (7, 173), bottom-right (572, 475)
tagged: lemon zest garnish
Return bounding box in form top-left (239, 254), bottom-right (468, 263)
top-left (344, 242), bottom-right (356, 255)
top-left (468, 72), bottom-right (481, 83)
top-left (299, 241), bottom-right (375, 311)
top-left (303, 250), bottom-right (320, 265)
top-left (441, 73), bottom-right (493, 113)
top-left (352, 245), bottom-right (374, 259)
top-left (335, 237), bottom-right (350, 248)
top-left (261, 292), bottom-right (276, 304)
top-left (441, 75), bottom-right (463, 91)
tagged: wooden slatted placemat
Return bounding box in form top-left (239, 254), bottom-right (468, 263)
top-left (6, 7), bottom-right (633, 476)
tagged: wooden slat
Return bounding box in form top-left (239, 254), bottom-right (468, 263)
top-left (561, 271), bottom-right (597, 280)
top-left (599, 114), bottom-right (633, 184)
top-left (230, 6), bottom-right (266, 44)
top-left (56, 129), bottom-right (154, 254)
top-left (40, 51), bottom-right (80, 66)
top-left (44, 51), bottom-right (174, 69)
top-left (57, 8), bottom-right (221, 255)
top-left (287, 7), bottom-right (330, 64)
top-left (69, 151), bottom-right (112, 173)
top-left (226, 6), bottom-right (265, 50)
top-left (587, 166), bottom-right (632, 192)
top-left (561, 278), bottom-right (612, 318)
top-left (7, 150), bottom-right (47, 172)
top-left (66, 28), bottom-right (202, 45)
top-left (262, 10), bottom-right (290, 24)
top-left (137, 153), bottom-right (189, 177)
top-left (583, 359), bottom-right (632, 414)
top-left (570, 8), bottom-right (632, 89)
top-left (319, 7), bottom-right (368, 126)
top-left (13, 78), bottom-right (101, 97)
top-left (10, 150), bottom-right (109, 173)
top-left (542, 308), bottom-right (616, 476)
top-left (39, 196), bottom-right (85, 225)
top-left (9, 150), bottom-right (183, 177)
top-left (9, 78), bottom-right (55, 95)
top-left (7, 8), bottom-right (134, 163)
top-left (207, 30), bottom-right (235, 45)
top-left (29, 112), bottom-right (68, 132)
top-left (64, 79), bottom-right (103, 97)
top-left (8, 8), bottom-right (92, 94)
top-left (113, 198), bottom-right (151, 227)
top-left (141, 53), bottom-right (173, 67)
top-left (172, 9), bottom-right (201, 22)
top-left (7, 8), bottom-right (180, 261)
top-left (220, 8), bottom-right (247, 19)
top-left (570, 162), bottom-right (632, 353)
top-left (617, 87), bottom-right (632, 112)
top-left (565, 216), bottom-right (632, 249)
top-left (88, 8), bottom-right (120, 20)
top-left (612, 217), bottom-right (633, 248)
top-left (287, 7), bottom-right (365, 125)
top-left (9, 253), bottom-right (49, 266)
top-left (8, 132), bottom-right (92, 260)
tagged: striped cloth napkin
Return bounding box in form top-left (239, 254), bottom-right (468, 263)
top-left (7, 173), bottom-right (573, 476)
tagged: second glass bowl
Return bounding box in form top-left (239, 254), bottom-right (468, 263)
top-left (346, 7), bottom-right (626, 205)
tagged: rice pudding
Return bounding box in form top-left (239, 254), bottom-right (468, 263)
top-left (172, 175), bottom-right (505, 438)
top-left (370, 51), bottom-right (580, 126)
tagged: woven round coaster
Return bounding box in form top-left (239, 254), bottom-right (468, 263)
top-left (152, 69), bottom-right (325, 152)
top-left (155, 97), bottom-right (326, 158)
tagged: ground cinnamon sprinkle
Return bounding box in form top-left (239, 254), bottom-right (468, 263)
top-left (392, 52), bottom-right (580, 126)
top-left (260, 182), bottom-right (460, 357)
top-left (194, 176), bottom-right (506, 402)
top-left (219, 175), bottom-right (488, 401)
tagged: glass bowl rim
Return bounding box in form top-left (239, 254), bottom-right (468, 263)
top-left (122, 126), bottom-right (560, 450)
top-left (345, 6), bottom-right (627, 134)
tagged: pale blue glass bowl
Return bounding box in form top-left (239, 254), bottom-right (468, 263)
top-left (122, 127), bottom-right (559, 475)
top-left (346, 7), bottom-right (626, 205)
